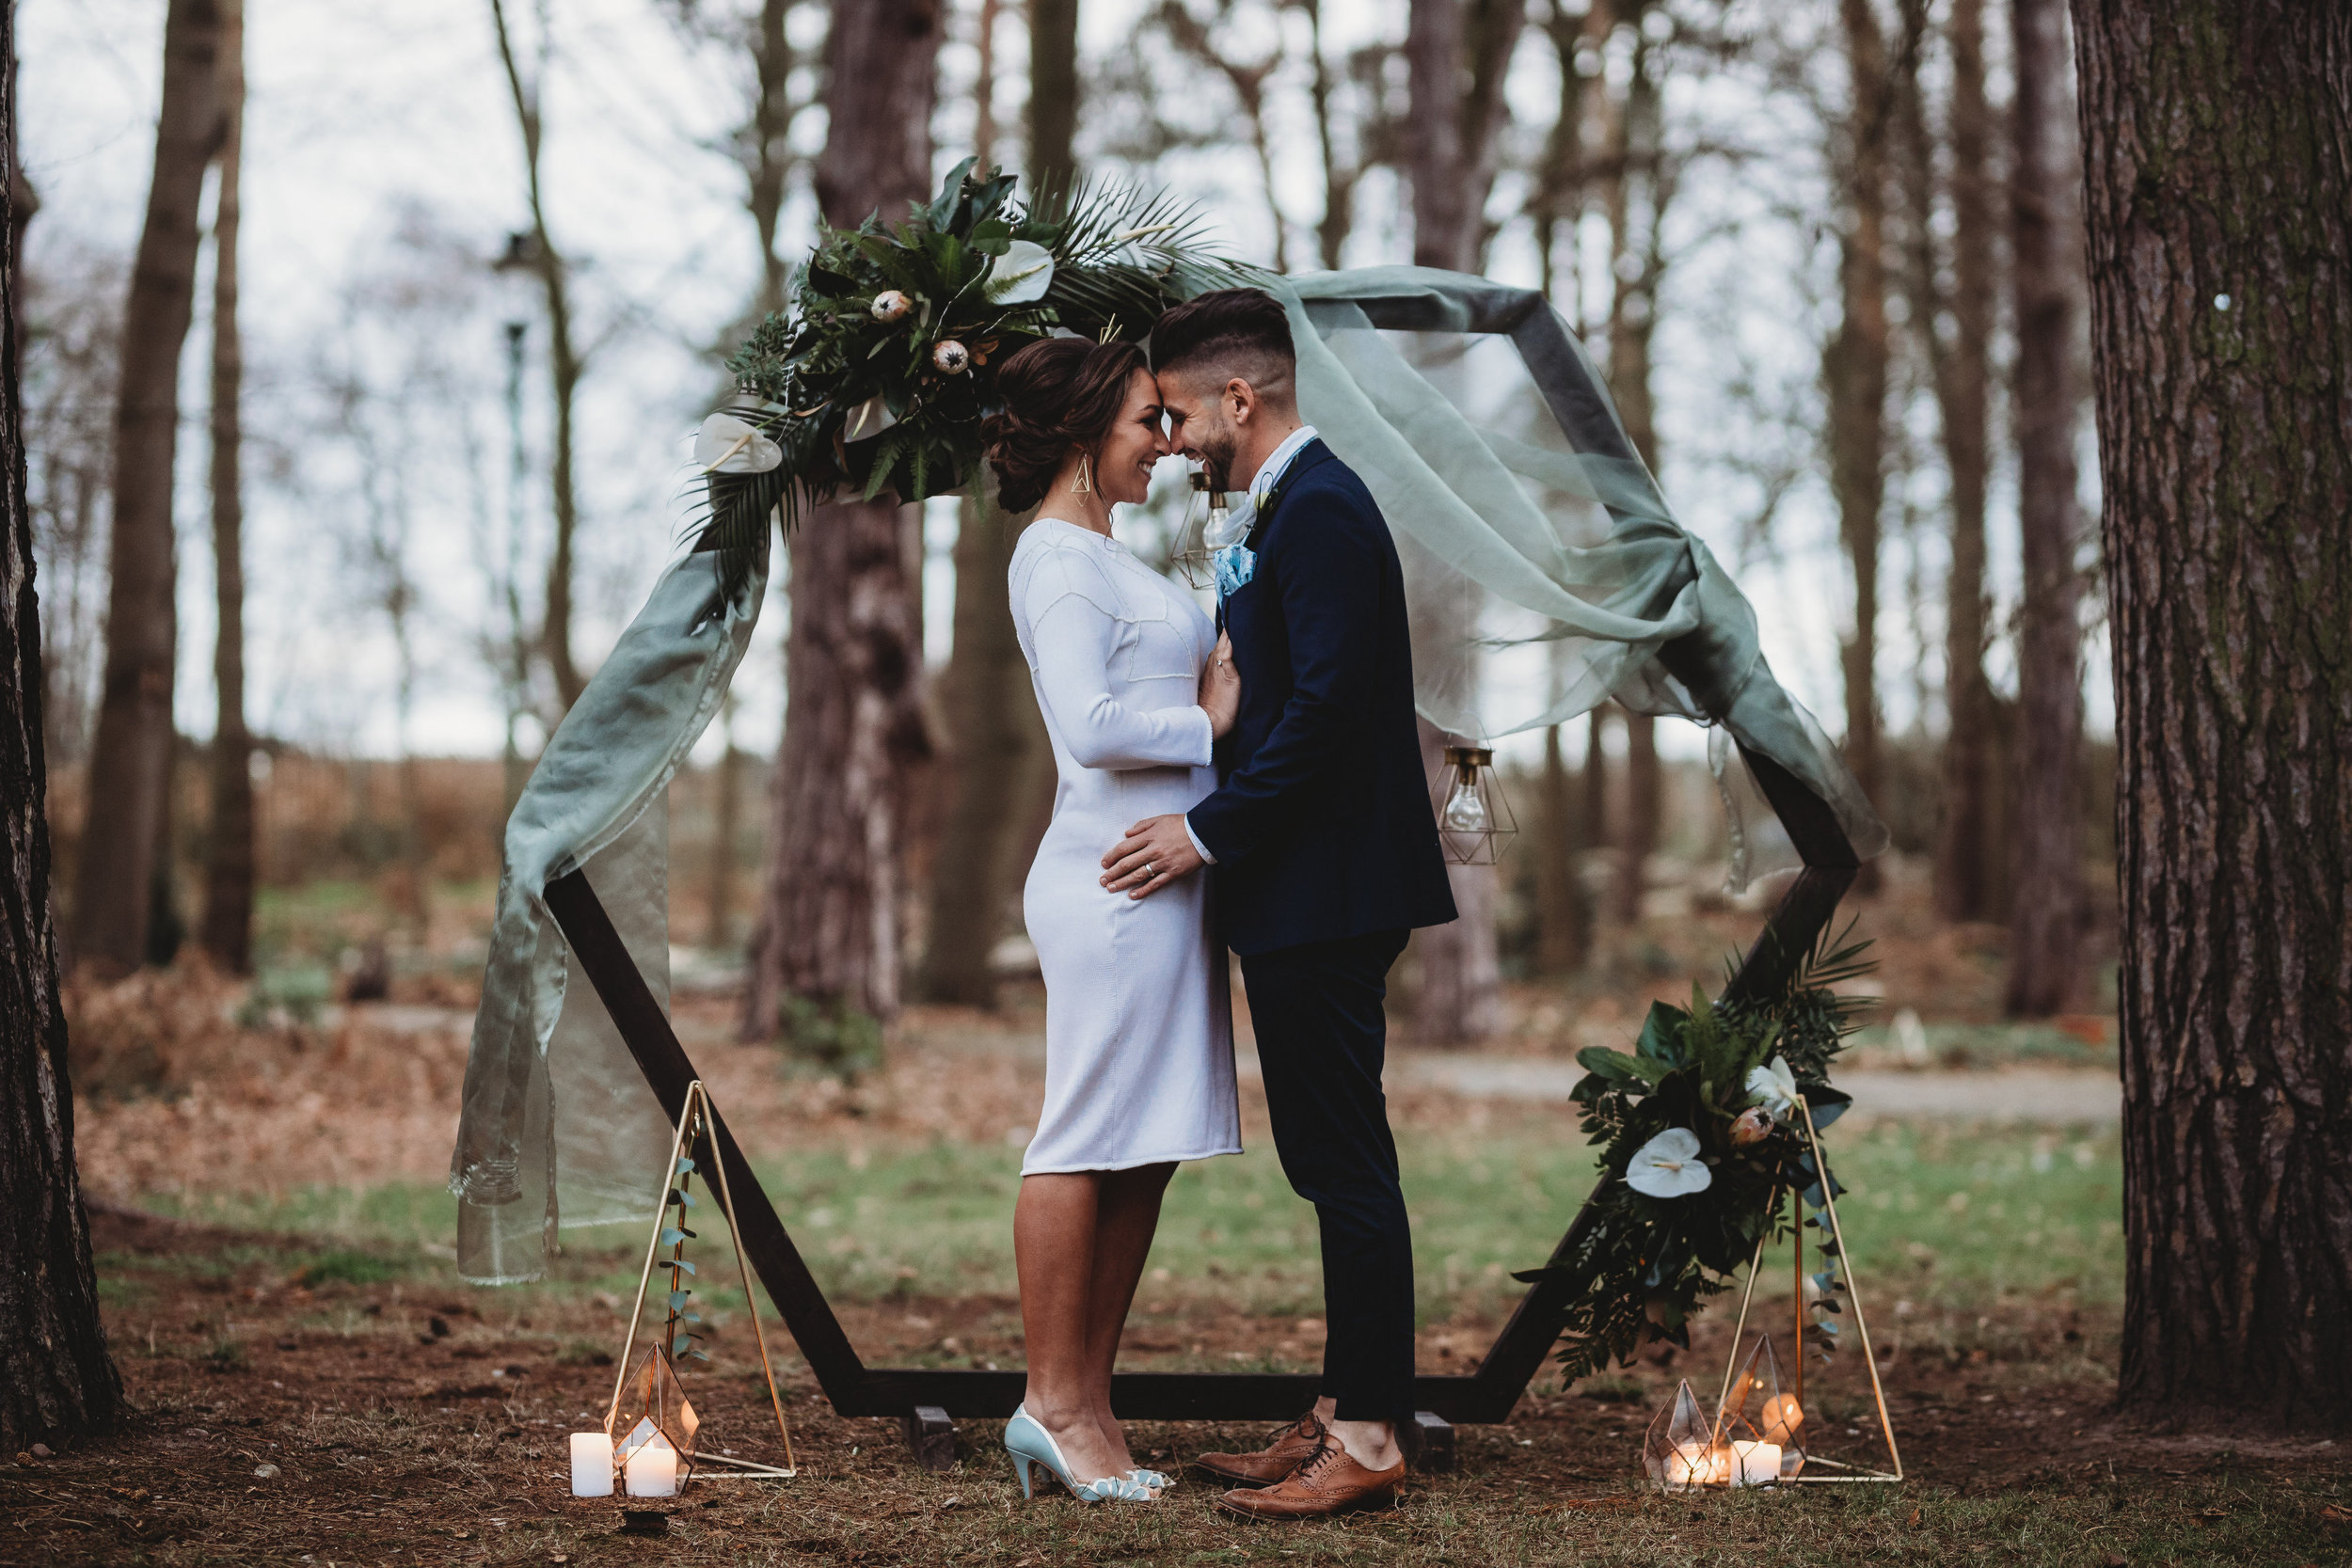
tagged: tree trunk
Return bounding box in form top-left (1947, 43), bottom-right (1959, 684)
top-left (1603, 14), bottom-right (1666, 927)
top-left (488, 0), bottom-right (586, 712)
top-left (1027, 0), bottom-right (1077, 191)
top-left (1826, 0), bottom-right (1893, 880)
top-left (2, 9), bottom-right (127, 1433)
top-left (1405, 0), bottom-right (1521, 1045)
top-left (2004, 0), bottom-right (2087, 1016)
top-left (199, 0), bottom-right (251, 973)
top-left (1534, 721), bottom-right (1585, 973)
top-left (919, 492), bottom-right (1043, 1004)
top-left (745, 0), bottom-right (939, 1042)
top-left (72, 0), bottom-right (221, 975)
top-left (1613, 706), bottom-right (1659, 924)
top-left (1892, 0), bottom-right (1999, 924)
top-left (704, 700), bottom-right (741, 952)
top-left (917, 2), bottom-right (1055, 1006)
top-left (2074, 0), bottom-right (2352, 1424)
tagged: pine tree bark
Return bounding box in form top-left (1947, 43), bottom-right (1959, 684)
top-left (199, 0), bottom-right (251, 973)
top-left (72, 0), bottom-right (222, 974)
top-left (2004, 0), bottom-right (2087, 1016)
top-left (1826, 0), bottom-right (1893, 882)
top-left (2, 11), bottom-right (127, 1433)
top-left (745, 0), bottom-right (939, 1040)
top-left (2074, 0), bottom-right (2352, 1423)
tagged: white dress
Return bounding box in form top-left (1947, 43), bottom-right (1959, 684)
top-left (1009, 517), bottom-right (1240, 1175)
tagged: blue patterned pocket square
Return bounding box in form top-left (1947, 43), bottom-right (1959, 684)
top-left (1213, 543), bottom-right (1256, 598)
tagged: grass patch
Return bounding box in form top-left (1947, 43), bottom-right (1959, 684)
top-left (115, 1121), bottom-right (2122, 1329)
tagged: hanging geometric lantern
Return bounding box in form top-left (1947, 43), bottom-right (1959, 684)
top-left (1430, 745), bottom-right (1517, 864)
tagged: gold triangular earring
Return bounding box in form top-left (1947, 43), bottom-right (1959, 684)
top-left (1072, 452), bottom-right (1092, 495)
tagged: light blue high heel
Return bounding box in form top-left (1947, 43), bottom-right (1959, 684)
top-left (1005, 1406), bottom-right (1152, 1503)
top-left (1128, 1467), bottom-right (1172, 1495)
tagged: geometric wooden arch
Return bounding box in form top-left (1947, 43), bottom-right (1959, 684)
top-left (544, 277), bottom-right (1858, 1465)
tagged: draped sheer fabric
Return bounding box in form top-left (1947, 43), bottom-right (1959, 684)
top-left (448, 266), bottom-right (1883, 1285)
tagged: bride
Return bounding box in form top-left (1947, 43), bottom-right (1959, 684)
top-left (983, 336), bottom-right (1242, 1504)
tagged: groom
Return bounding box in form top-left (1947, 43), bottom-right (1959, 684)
top-left (1102, 288), bottom-right (1458, 1519)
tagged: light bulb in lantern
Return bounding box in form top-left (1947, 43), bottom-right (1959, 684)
top-left (1441, 775), bottom-right (1488, 833)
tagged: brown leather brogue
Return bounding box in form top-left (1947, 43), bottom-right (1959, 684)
top-left (1194, 1412), bottom-right (1327, 1487)
top-left (1216, 1435), bottom-right (1405, 1521)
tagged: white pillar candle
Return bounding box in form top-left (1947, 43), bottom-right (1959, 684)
top-left (569, 1432), bottom-right (614, 1497)
top-left (1729, 1440), bottom-right (1782, 1487)
top-left (625, 1434), bottom-right (681, 1497)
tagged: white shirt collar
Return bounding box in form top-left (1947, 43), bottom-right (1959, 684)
top-left (1248, 424), bottom-right (1320, 502)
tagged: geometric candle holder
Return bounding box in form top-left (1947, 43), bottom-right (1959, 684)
top-left (1641, 1095), bottom-right (1903, 1489)
top-left (1643, 1379), bottom-right (1726, 1490)
top-left (603, 1079), bottom-right (797, 1490)
top-left (1715, 1334), bottom-right (1804, 1482)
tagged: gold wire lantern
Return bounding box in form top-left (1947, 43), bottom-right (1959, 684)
top-left (602, 1080), bottom-right (797, 1494)
top-left (1636, 1096), bottom-right (1903, 1491)
top-left (1431, 745), bottom-right (1517, 864)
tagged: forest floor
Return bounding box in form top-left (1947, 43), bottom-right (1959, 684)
top-left (25, 875), bottom-right (2347, 1564)
top-left (6, 1201), bottom-right (2348, 1567)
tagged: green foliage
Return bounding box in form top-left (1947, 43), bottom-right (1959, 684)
top-left (777, 993), bottom-right (885, 1077)
top-left (295, 1249), bottom-right (400, 1286)
top-left (695, 159), bottom-right (1249, 607)
top-left (1521, 931), bottom-right (1877, 1384)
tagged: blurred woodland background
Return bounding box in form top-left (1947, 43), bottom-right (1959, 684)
top-left (24, 0), bottom-right (2110, 1062)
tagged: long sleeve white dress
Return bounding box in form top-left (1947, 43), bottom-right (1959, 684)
top-left (1008, 517), bottom-right (1241, 1175)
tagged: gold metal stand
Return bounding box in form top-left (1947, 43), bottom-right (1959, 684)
top-left (1712, 1098), bottom-right (1902, 1483)
top-left (606, 1079), bottom-right (797, 1482)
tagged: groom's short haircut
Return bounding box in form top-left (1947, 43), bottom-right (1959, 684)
top-left (1151, 288), bottom-right (1296, 407)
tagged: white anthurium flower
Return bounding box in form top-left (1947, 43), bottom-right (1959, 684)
top-left (1746, 1056), bottom-right (1800, 1119)
top-left (985, 239), bottom-right (1057, 304)
top-left (1625, 1128), bottom-right (1713, 1198)
top-left (693, 412), bottom-right (783, 474)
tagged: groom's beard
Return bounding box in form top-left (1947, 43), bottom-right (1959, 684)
top-left (1194, 420), bottom-right (1241, 492)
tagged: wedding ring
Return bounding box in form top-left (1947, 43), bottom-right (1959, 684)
top-left (1143, 863), bottom-right (1155, 879)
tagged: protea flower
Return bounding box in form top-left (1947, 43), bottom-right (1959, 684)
top-left (871, 290), bottom-right (914, 323)
top-left (932, 340), bottom-right (972, 374)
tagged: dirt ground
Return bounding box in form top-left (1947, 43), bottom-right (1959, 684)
top-left (7, 1209), bottom-right (2347, 1568)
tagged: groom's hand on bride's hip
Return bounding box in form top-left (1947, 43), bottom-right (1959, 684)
top-left (1101, 816), bottom-right (1204, 900)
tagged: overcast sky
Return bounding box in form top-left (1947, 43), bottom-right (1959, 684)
top-left (22, 0), bottom-right (2107, 770)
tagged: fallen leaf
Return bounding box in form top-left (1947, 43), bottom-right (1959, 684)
top-left (2323, 1504), bottom-right (2352, 1525)
top-left (1907, 1506), bottom-right (1922, 1528)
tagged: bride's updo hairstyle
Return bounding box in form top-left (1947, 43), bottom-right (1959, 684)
top-left (981, 336), bottom-right (1150, 513)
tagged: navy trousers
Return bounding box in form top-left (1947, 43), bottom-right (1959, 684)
top-left (1238, 929), bottom-right (1414, 1424)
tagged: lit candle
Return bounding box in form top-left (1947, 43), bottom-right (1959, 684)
top-left (1729, 1440), bottom-right (1782, 1487)
top-left (1759, 1393), bottom-right (1804, 1449)
top-left (568, 1432), bottom-right (614, 1497)
top-left (624, 1434), bottom-right (680, 1497)
top-left (1664, 1439), bottom-right (1712, 1489)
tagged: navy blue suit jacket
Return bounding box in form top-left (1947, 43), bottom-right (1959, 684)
top-left (1185, 440), bottom-right (1457, 957)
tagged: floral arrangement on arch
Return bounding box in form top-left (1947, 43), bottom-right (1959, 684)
top-left (1518, 927), bottom-right (1875, 1383)
top-left (686, 159), bottom-right (1247, 610)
